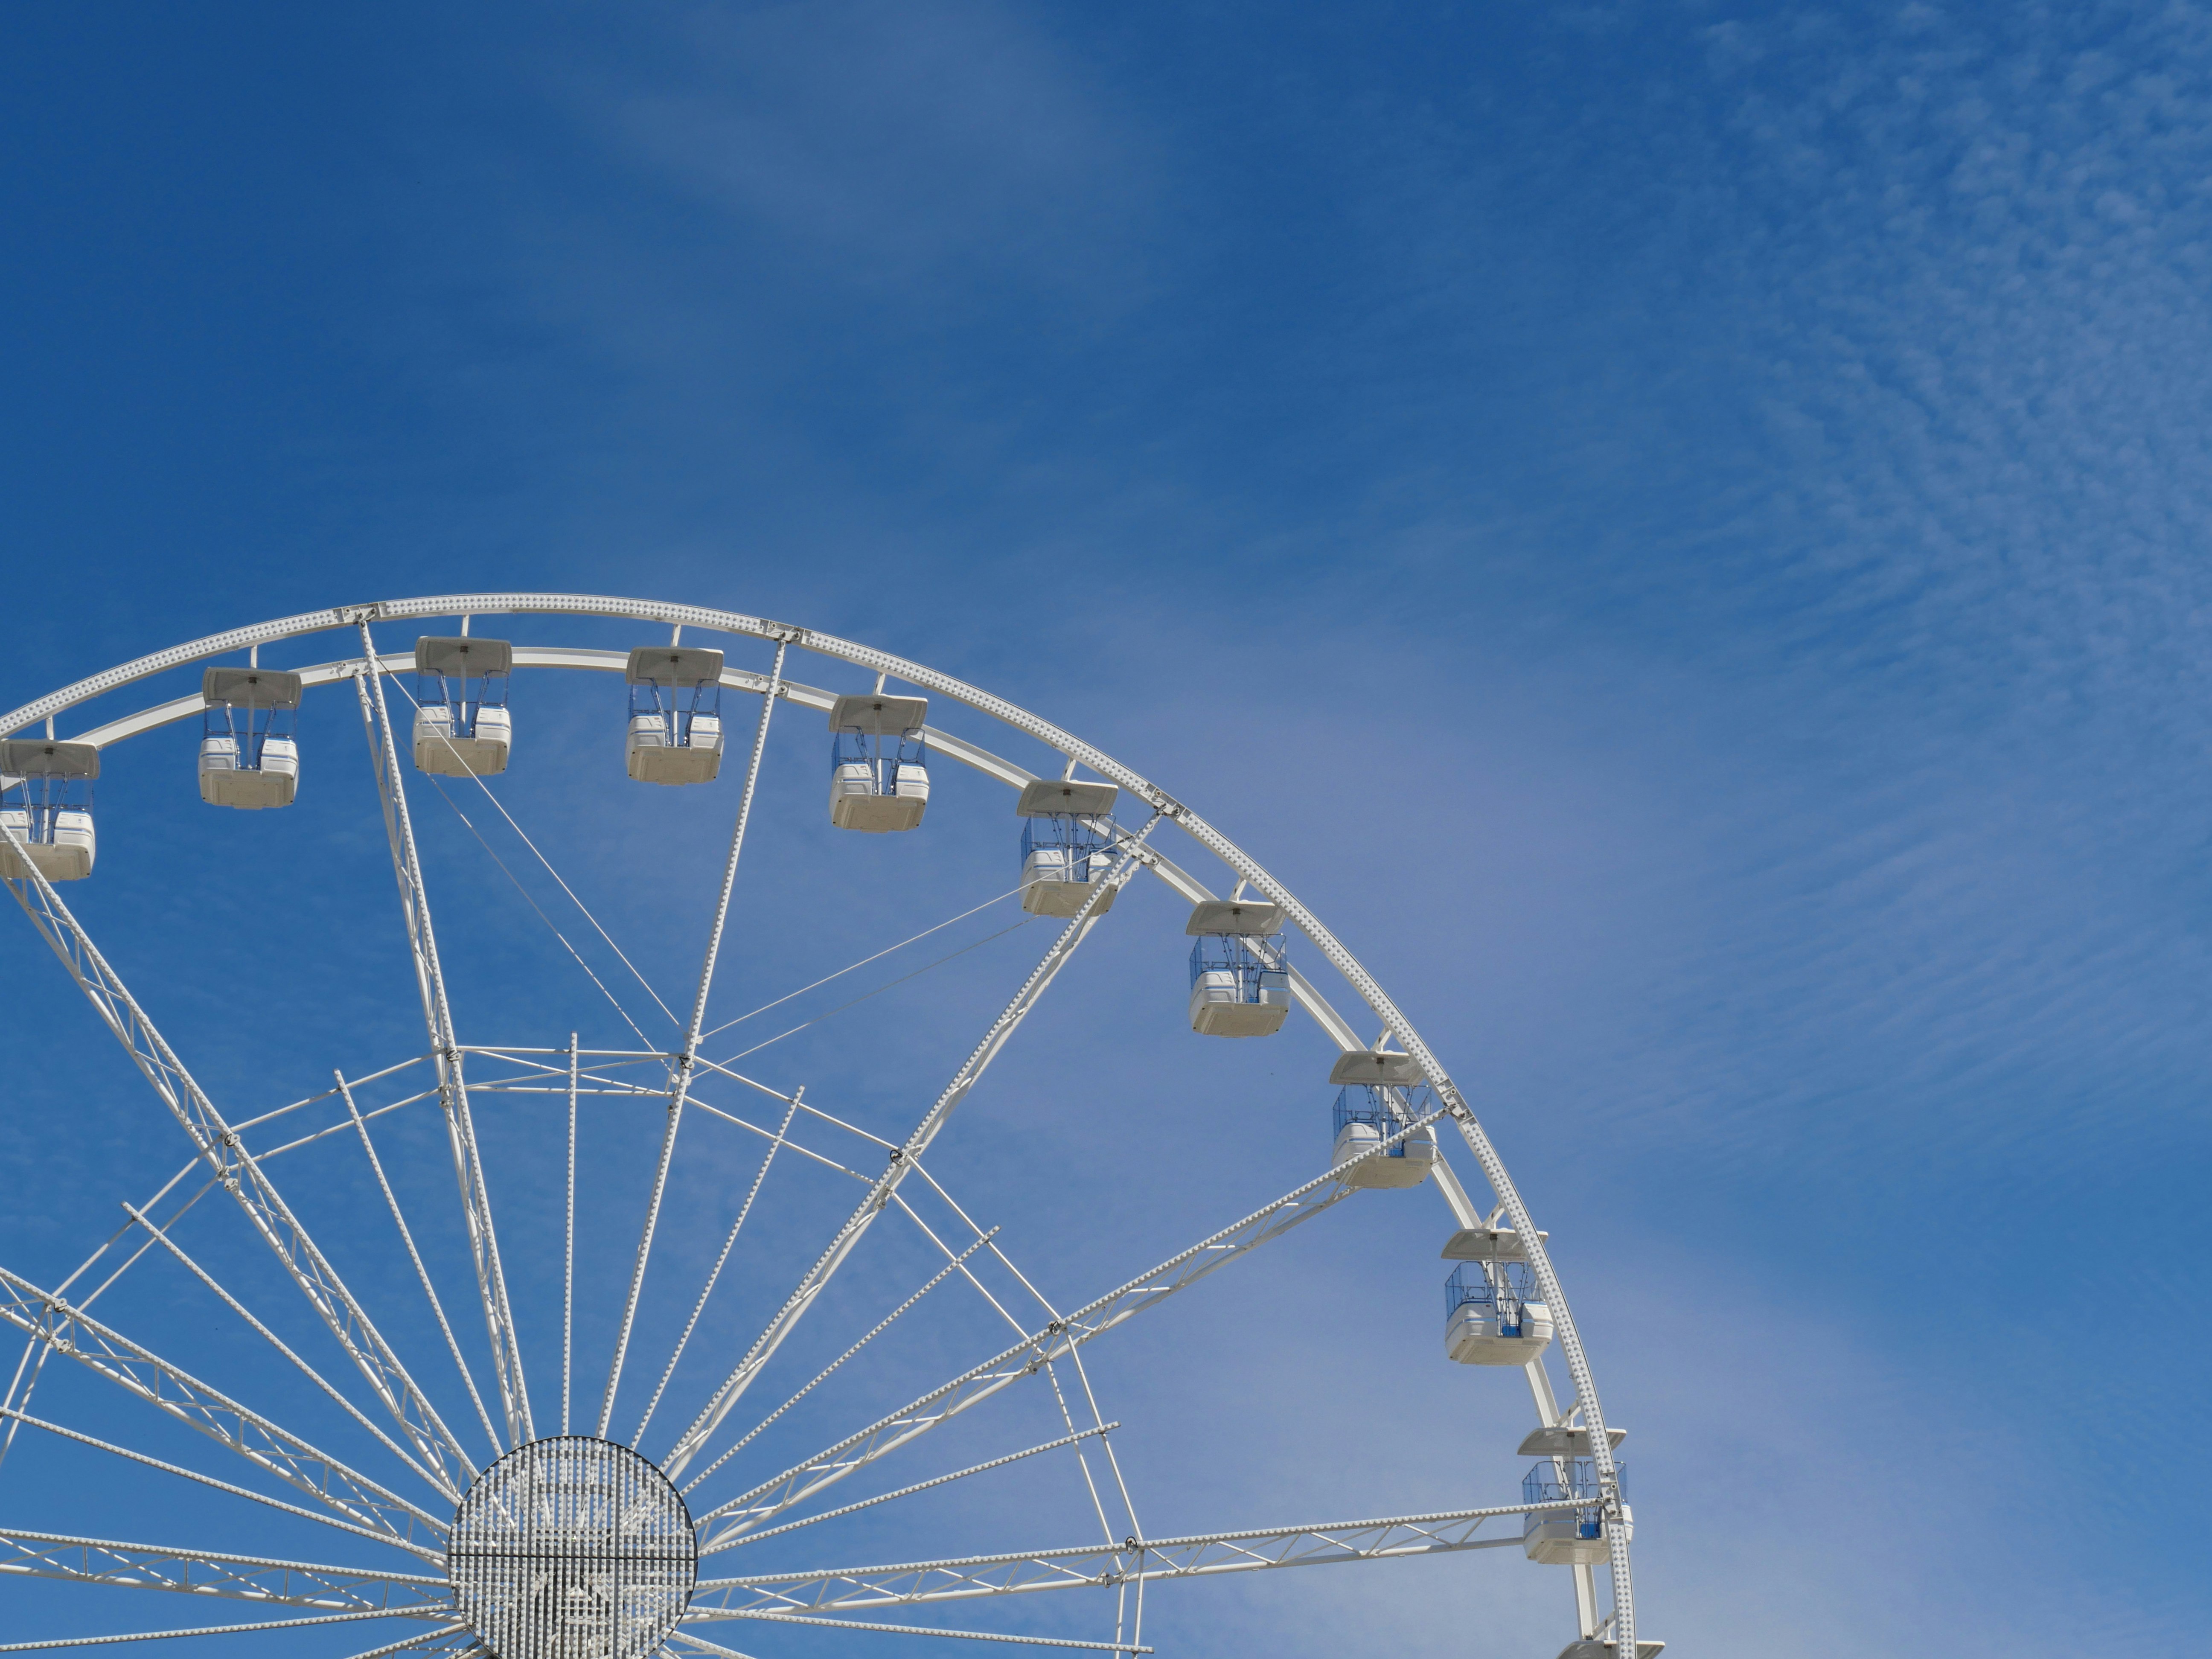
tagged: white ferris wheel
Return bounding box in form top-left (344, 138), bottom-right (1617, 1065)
top-left (0, 595), bottom-right (1653, 1659)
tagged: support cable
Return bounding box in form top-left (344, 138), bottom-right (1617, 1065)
top-left (389, 673), bottom-right (678, 1032)
top-left (599, 642), bottom-right (787, 1440)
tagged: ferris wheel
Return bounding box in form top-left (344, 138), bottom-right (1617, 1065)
top-left (0, 595), bottom-right (1653, 1659)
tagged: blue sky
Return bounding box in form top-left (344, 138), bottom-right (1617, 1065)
top-left (3, 3), bottom-right (2209, 1654)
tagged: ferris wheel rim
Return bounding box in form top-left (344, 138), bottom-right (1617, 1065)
top-left (0, 592), bottom-right (1639, 1654)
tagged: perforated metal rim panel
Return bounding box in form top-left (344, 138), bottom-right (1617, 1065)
top-left (448, 1435), bottom-right (696, 1658)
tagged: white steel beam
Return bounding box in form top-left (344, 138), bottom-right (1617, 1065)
top-left (118, 1202), bottom-right (455, 1501)
top-left (0, 1606), bottom-right (444, 1652)
top-left (682, 1612), bottom-right (1153, 1651)
top-left (690, 1118), bottom-right (1431, 1551)
top-left (564, 1035), bottom-right (577, 1438)
top-left (679, 1231), bottom-right (998, 1497)
top-left (0, 833), bottom-right (473, 1493)
top-left (734, 1423), bottom-right (1120, 1548)
top-left (1, 594), bottom-right (1640, 1642)
top-left (0, 1405), bottom-right (442, 1558)
top-left (0, 1263), bottom-right (447, 1559)
top-left (355, 634), bottom-right (531, 1448)
top-left (335, 1629), bottom-right (478, 1659)
top-left (689, 1500), bottom-right (1566, 1616)
top-left (0, 1528), bottom-right (448, 1614)
top-left (338, 1076), bottom-right (504, 1464)
top-left (633, 1091), bottom-right (801, 1450)
top-left (601, 641), bottom-right (787, 1441)
top-left (661, 816), bottom-right (1165, 1484)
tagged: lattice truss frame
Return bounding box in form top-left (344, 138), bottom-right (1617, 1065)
top-left (0, 596), bottom-right (1641, 1659)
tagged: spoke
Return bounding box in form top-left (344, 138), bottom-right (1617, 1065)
top-left (691, 1501), bottom-right (1564, 1616)
top-left (734, 1424), bottom-right (1121, 1548)
top-left (691, 1114), bottom-right (1431, 1548)
top-left (681, 1612), bottom-right (1153, 1652)
top-left (881, 1195), bottom-right (1128, 1550)
top-left (0, 1408), bottom-right (441, 1558)
top-left (0, 1263), bottom-right (447, 1558)
top-left (0, 1528), bottom-right (448, 1612)
top-left (338, 1075), bottom-right (504, 1464)
top-left (563, 1034), bottom-right (577, 1438)
top-left (356, 637), bottom-right (530, 1447)
top-left (663, 816), bottom-right (1164, 1481)
top-left (678, 1231), bottom-right (997, 1498)
top-left (118, 1202), bottom-right (457, 1502)
top-left (683, 1097), bottom-right (874, 1185)
top-left (335, 1630), bottom-right (477, 1659)
top-left (1, 852), bottom-right (474, 1487)
top-left (254, 1087), bottom-right (439, 1161)
top-left (0, 1165), bottom-right (217, 1484)
top-left (233, 1054), bottom-right (431, 1135)
top-left (599, 642), bottom-right (786, 1440)
top-left (0, 1607), bottom-right (440, 1652)
top-left (633, 1089), bottom-right (801, 1447)
top-left (663, 1637), bottom-right (760, 1659)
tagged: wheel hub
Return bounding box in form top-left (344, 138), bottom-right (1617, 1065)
top-left (448, 1435), bottom-right (697, 1659)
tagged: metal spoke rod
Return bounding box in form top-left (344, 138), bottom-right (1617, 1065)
top-left (663, 818), bottom-right (1164, 1482)
top-left (598, 640), bottom-right (786, 1440)
top-left (0, 1159), bottom-right (219, 1484)
top-left (0, 1407), bottom-right (445, 1559)
top-left (633, 1089), bottom-right (803, 1447)
top-left (731, 1423), bottom-right (1122, 1549)
top-left (0, 1527), bottom-right (447, 1612)
top-left (0, 1605), bottom-right (445, 1652)
top-left (118, 1202), bottom-right (457, 1503)
top-left (693, 1499), bottom-right (1577, 1615)
top-left (339, 1075), bottom-right (504, 1465)
top-left (334, 1628), bottom-right (477, 1659)
top-left (0, 1262), bottom-right (447, 1556)
top-left (0, 844), bottom-right (473, 1490)
top-left (686, 1610), bottom-right (1154, 1651)
top-left (563, 1033), bottom-right (577, 1438)
top-left (355, 638), bottom-right (531, 1448)
top-left (691, 1115), bottom-right (1428, 1549)
top-left (679, 1231), bottom-right (1001, 1497)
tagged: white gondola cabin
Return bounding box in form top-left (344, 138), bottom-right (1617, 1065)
top-left (1016, 777), bottom-right (1119, 917)
top-left (1444, 1260), bottom-right (1554, 1365)
top-left (827, 692), bottom-right (929, 832)
top-left (1522, 1457), bottom-right (1629, 1566)
top-left (413, 636), bottom-right (513, 776)
top-left (1185, 898), bottom-right (1290, 1037)
top-left (625, 646), bottom-right (725, 786)
top-left (199, 668), bottom-right (302, 809)
top-left (0, 739), bottom-right (98, 882)
top-left (1330, 1084), bottom-right (1438, 1187)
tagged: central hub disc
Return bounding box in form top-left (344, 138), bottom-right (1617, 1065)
top-left (448, 1434), bottom-right (697, 1659)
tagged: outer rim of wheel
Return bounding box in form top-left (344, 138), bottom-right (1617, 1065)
top-left (1, 592), bottom-right (1638, 1653)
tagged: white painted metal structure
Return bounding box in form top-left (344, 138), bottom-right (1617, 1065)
top-left (0, 595), bottom-right (1646, 1658)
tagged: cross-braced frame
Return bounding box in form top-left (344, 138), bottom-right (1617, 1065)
top-left (0, 596), bottom-right (1642, 1658)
